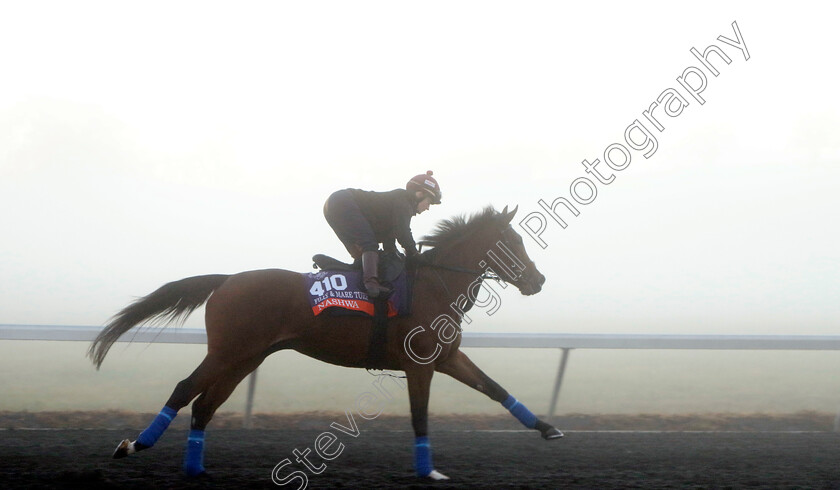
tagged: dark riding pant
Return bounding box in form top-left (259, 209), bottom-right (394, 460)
top-left (324, 189), bottom-right (379, 259)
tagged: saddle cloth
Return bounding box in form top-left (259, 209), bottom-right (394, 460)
top-left (303, 253), bottom-right (410, 318)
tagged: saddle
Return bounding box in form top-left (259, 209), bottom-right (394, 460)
top-left (312, 251), bottom-right (406, 283)
top-left (311, 254), bottom-right (356, 272)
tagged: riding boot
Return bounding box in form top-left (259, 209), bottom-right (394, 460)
top-left (362, 251), bottom-right (391, 298)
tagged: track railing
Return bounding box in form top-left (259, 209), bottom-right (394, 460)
top-left (2, 324), bottom-right (840, 430)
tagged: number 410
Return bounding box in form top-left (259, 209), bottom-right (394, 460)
top-left (309, 274), bottom-right (348, 296)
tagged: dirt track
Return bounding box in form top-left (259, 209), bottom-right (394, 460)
top-left (2, 421), bottom-right (840, 489)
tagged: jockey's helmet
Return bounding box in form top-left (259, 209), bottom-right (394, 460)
top-left (406, 171), bottom-right (442, 204)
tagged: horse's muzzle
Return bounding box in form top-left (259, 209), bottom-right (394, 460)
top-left (519, 271), bottom-right (545, 296)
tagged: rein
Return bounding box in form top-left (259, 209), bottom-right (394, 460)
top-left (420, 262), bottom-right (506, 305)
top-left (416, 242), bottom-right (504, 283)
top-left (415, 226), bottom-right (524, 286)
top-left (425, 262), bottom-right (502, 282)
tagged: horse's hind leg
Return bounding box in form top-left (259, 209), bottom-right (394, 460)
top-left (182, 354), bottom-right (266, 476)
top-left (113, 353), bottom-right (230, 459)
top-left (436, 350), bottom-right (563, 440)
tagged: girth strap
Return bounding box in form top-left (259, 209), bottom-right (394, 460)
top-left (366, 297), bottom-right (389, 368)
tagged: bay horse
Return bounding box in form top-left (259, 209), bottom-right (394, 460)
top-left (88, 205), bottom-right (563, 480)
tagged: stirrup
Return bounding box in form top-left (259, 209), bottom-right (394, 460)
top-left (365, 281), bottom-right (392, 298)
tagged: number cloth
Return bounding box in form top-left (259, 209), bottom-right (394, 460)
top-left (302, 270), bottom-right (410, 317)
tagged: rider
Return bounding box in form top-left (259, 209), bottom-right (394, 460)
top-left (323, 171), bottom-right (442, 298)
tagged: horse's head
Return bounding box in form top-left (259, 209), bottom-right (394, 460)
top-left (421, 205), bottom-right (546, 296)
top-left (489, 206), bottom-right (546, 296)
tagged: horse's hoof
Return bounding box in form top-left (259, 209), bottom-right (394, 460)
top-left (541, 427), bottom-right (564, 440)
top-left (112, 439), bottom-right (135, 459)
top-left (184, 466), bottom-right (207, 478)
top-left (425, 469), bottom-right (450, 481)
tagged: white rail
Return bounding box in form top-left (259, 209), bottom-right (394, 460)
top-left (2, 324), bottom-right (840, 430)
top-left (5, 324), bottom-right (840, 349)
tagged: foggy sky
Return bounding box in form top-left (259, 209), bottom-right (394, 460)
top-left (1, 2), bottom-right (837, 336)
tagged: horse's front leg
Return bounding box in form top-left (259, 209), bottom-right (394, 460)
top-left (404, 365), bottom-right (450, 481)
top-left (436, 349), bottom-right (563, 440)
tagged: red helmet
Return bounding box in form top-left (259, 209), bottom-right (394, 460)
top-left (406, 171), bottom-right (442, 204)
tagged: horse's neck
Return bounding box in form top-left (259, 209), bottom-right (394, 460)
top-left (427, 234), bottom-right (492, 303)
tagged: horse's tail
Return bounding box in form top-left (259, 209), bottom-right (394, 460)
top-left (88, 274), bottom-right (230, 369)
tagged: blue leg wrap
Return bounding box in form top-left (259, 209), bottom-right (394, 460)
top-left (414, 436), bottom-right (433, 477)
top-left (136, 406), bottom-right (178, 447)
top-left (502, 395), bottom-right (537, 429)
top-left (184, 429), bottom-right (206, 476)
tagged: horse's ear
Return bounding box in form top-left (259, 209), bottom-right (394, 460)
top-left (502, 205), bottom-right (518, 224)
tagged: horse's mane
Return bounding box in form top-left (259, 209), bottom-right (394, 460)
top-left (420, 206), bottom-right (501, 251)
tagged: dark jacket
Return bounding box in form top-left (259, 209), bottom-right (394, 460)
top-left (348, 188), bottom-right (418, 254)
